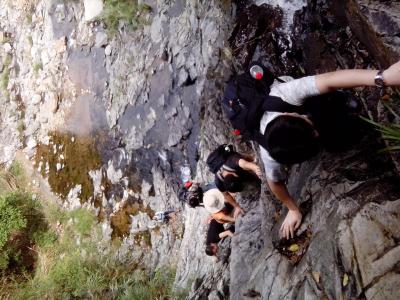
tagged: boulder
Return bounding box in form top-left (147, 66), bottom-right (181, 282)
top-left (83, 0), bottom-right (104, 22)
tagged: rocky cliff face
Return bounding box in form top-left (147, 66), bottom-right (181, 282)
top-left (0, 0), bottom-right (234, 273)
top-left (0, 0), bottom-right (399, 299)
top-left (179, 1), bottom-right (400, 299)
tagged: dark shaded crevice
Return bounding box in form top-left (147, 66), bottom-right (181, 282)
top-left (332, 0), bottom-right (399, 67)
top-left (183, 75), bottom-right (197, 87)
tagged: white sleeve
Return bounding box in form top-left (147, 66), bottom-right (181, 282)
top-left (259, 146), bottom-right (288, 182)
top-left (269, 76), bottom-right (320, 106)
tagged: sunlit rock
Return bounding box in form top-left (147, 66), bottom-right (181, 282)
top-left (83, 0), bottom-right (103, 22)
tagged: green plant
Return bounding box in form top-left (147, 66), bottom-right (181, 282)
top-left (0, 194), bottom-right (27, 269)
top-left (33, 61), bottom-right (42, 74)
top-left (362, 116), bottom-right (400, 152)
top-left (99, 0), bottom-right (151, 35)
top-left (9, 161), bottom-right (24, 182)
top-left (0, 162), bottom-right (182, 299)
top-left (118, 269), bottom-right (178, 300)
top-left (1, 54), bottom-right (12, 99)
top-left (69, 208), bottom-right (96, 236)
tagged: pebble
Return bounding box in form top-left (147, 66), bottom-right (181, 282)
top-left (105, 44), bottom-right (112, 56)
top-left (32, 94), bottom-right (42, 104)
top-left (26, 138), bottom-right (37, 149)
top-left (95, 31), bottom-right (108, 48)
top-left (3, 43), bottom-right (12, 53)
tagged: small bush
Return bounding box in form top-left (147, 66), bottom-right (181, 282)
top-left (0, 191), bottom-right (48, 273)
top-left (13, 207), bottom-right (184, 299)
top-left (69, 208), bottom-right (96, 236)
top-left (0, 194), bottom-right (27, 269)
top-left (100, 0), bottom-right (151, 35)
top-left (120, 269), bottom-right (177, 300)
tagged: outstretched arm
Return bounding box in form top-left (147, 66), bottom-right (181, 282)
top-left (267, 179), bottom-right (302, 239)
top-left (212, 211), bottom-right (235, 223)
top-left (223, 192), bottom-right (244, 219)
top-left (238, 159), bottom-right (262, 178)
top-left (316, 61), bottom-right (400, 94)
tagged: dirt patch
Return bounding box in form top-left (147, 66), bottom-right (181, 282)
top-left (274, 228), bottom-right (312, 265)
top-left (34, 132), bottom-right (102, 203)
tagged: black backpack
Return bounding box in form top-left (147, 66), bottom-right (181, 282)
top-left (221, 62), bottom-right (304, 150)
top-left (178, 182), bottom-right (216, 208)
top-left (206, 144), bottom-right (235, 173)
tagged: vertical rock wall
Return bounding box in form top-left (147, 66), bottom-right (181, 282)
top-left (186, 1), bottom-right (400, 299)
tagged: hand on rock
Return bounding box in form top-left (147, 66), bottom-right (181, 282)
top-left (252, 165), bottom-right (263, 179)
top-left (233, 206), bottom-right (245, 220)
top-left (202, 215), bottom-right (213, 225)
top-left (280, 209), bottom-right (302, 239)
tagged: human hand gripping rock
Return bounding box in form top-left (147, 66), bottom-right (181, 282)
top-left (233, 206), bottom-right (245, 220)
top-left (252, 164), bottom-right (263, 179)
top-left (280, 209), bottom-right (302, 239)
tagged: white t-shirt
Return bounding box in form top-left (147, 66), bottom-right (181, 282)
top-left (259, 75), bottom-right (321, 182)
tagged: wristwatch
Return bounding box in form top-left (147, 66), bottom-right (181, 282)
top-left (374, 70), bottom-right (386, 88)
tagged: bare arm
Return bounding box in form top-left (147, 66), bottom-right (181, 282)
top-left (267, 179), bottom-right (298, 210)
top-left (212, 211), bottom-right (235, 223)
top-left (267, 179), bottom-right (302, 239)
top-left (219, 229), bottom-right (234, 239)
top-left (223, 192), bottom-right (240, 208)
top-left (223, 192), bottom-right (244, 219)
top-left (316, 61), bottom-right (400, 93)
top-left (238, 159), bottom-right (262, 178)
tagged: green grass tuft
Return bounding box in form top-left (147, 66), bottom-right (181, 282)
top-left (99, 0), bottom-right (151, 36)
top-left (361, 116), bottom-right (400, 152)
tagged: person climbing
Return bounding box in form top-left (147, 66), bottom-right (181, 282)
top-left (257, 61), bottom-right (400, 240)
top-left (179, 181), bottom-right (244, 223)
top-left (203, 186), bottom-right (244, 223)
top-left (152, 209), bottom-right (179, 223)
top-left (178, 181), bottom-right (206, 208)
top-left (205, 219), bottom-right (235, 257)
top-left (206, 144), bottom-right (262, 193)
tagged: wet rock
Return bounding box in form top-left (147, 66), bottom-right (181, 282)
top-left (83, 0), bottom-right (104, 22)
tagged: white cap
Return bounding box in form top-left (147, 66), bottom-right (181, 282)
top-left (203, 188), bottom-right (225, 214)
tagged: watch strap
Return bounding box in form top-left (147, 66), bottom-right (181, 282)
top-left (374, 70), bottom-right (385, 88)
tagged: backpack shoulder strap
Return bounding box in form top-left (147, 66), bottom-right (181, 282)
top-left (262, 95), bottom-right (306, 114)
